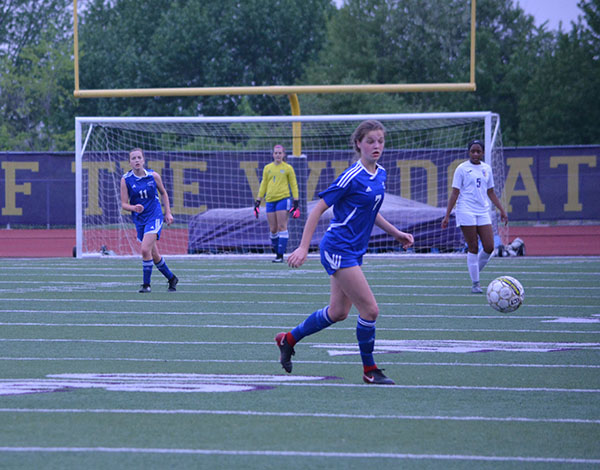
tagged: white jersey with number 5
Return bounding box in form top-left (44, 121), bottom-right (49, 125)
top-left (452, 160), bottom-right (495, 215)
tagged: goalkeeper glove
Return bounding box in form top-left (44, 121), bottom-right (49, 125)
top-left (289, 200), bottom-right (300, 219)
top-left (254, 200), bottom-right (261, 219)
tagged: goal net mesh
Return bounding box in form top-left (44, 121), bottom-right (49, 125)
top-left (76, 113), bottom-right (507, 257)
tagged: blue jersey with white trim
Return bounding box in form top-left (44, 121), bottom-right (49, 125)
top-left (319, 160), bottom-right (386, 255)
top-left (123, 169), bottom-right (164, 226)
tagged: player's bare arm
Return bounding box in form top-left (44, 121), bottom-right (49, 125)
top-left (375, 213), bottom-right (414, 249)
top-left (288, 199), bottom-right (329, 268)
top-left (120, 177), bottom-right (143, 213)
top-left (153, 172), bottom-right (174, 225)
top-left (487, 188), bottom-right (508, 225)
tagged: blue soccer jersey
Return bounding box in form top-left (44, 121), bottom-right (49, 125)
top-left (123, 169), bottom-right (164, 227)
top-left (319, 160), bottom-right (386, 258)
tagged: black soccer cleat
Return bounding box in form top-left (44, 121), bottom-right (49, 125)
top-left (471, 282), bottom-right (483, 294)
top-left (275, 332), bottom-right (295, 373)
top-left (363, 368), bottom-right (395, 385)
top-left (168, 275), bottom-right (179, 292)
top-left (138, 284), bottom-right (151, 293)
top-left (272, 255), bottom-right (284, 263)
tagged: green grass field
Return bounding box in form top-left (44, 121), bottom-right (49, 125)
top-left (0, 255), bottom-right (599, 469)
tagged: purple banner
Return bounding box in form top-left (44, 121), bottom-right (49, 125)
top-left (1, 146), bottom-right (598, 226)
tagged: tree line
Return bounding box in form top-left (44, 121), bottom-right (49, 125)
top-left (0, 0), bottom-right (598, 151)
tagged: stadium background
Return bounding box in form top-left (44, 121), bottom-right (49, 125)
top-left (1, 145), bottom-right (599, 256)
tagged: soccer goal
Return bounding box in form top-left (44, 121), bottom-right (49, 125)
top-left (74, 112), bottom-right (506, 258)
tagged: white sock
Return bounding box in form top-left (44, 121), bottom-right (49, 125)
top-left (467, 252), bottom-right (479, 284)
top-left (478, 250), bottom-right (493, 272)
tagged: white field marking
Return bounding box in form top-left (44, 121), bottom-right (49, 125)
top-left (1, 408), bottom-right (599, 424)
top-left (0, 374), bottom-right (338, 396)
top-left (1, 279), bottom-right (599, 293)
top-left (0, 373), bottom-right (598, 394)
top-left (1, 276), bottom-right (599, 290)
top-left (1, 260), bottom-right (598, 273)
top-left (2, 338), bottom-right (600, 353)
top-left (1, 357), bottom-right (599, 369)
top-left (0, 309), bottom-right (567, 320)
top-left (2, 272), bottom-right (600, 286)
top-left (2, 287), bottom-right (598, 300)
top-left (543, 317), bottom-right (600, 324)
top-left (315, 339), bottom-right (600, 355)
top-left (0, 298), bottom-right (598, 309)
top-left (0, 447), bottom-right (598, 464)
top-left (1, 321), bottom-right (598, 335)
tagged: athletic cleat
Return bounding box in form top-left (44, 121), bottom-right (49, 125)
top-left (138, 284), bottom-right (151, 293)
top-left (168, 275), bottom-right (179, 292)
top-left (272, 255), bottom-right (284, 263)
top-left (471, 282), bottom-right (483, 294)
top-left (275, 332), bottom-right (295, 373)
top-left (363, 368), bottom-right (395, 385)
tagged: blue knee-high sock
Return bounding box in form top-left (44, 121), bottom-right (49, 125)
top-left (155, 257), bottom-right (174, 280)
top-left (270, 233), bottom-right (279, 254)
top-left (142, 259), bottom-right (153, 285)
top-left (290, 306), bottom-right (333, 343)
top-left (356, 316), bottom-right (376, 368)
top-left (277, 230), bottom-right (289, 256)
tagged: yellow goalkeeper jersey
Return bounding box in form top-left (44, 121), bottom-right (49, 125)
top-left (257, 161), bottom-right (299, 202)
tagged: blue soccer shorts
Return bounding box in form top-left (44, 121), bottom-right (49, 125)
top-left (319, 238), bottom-right (363, 276)
top-left (266, 198), bottom-right (291, 213)
top-left (136, 217), bottom-right (163, 242)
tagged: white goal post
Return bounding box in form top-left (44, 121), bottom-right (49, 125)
top-left (74, 112), bottom-right (506, 258)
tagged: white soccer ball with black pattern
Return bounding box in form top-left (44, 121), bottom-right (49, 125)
top-left (486, 276), bottom-right (525, 313)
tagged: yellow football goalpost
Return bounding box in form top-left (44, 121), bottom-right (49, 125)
top-left (72, 0), bottom-right (478, 155)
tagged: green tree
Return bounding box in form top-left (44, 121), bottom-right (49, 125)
top-left (299, 0), bottom-right (560, 145)
top-left (0, 0), bottom-right (76, 151)
top-left (518, 0), bottom-right (600, 145)
top-left (77, 0), bottom-right (334, 117)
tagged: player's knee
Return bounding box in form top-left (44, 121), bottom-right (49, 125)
top-left (359, 303), bottom-right (379, 322)
top-left (368, 307), bottom-right (380, 322)
top-left (328, 306), bottom-right (350, 322)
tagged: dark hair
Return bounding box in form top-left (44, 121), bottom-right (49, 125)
top-left (351, 120), bottom-right (386, 158)
top-left (467, 140), bottom-right (484, 152)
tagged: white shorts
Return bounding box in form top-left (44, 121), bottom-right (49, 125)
top-left (455, 211), bottom-right (491, 227)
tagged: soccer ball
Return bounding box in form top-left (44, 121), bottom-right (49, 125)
top-left (486, 276), bottom-right (524, 313)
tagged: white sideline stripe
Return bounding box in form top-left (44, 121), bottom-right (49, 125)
top-left (1, 357), bottom-right (599, 369)
top-left (2, 285), bottom-right (599, 295)
top-left (3, 338), bottom-right (600, 351)
top-left (4, 289), bottom-right (598, 300)
top-left (0, 298), bottom-right (597, 309)
top-left (0, 447), bottom-right (597, 463)
top-left (3, 337), bottom-right (600, 346)
top-left (1, 408), bottom-right (598, 424)
top-left (2, 278), bottom-right (600, 291)
top-left (0, 309), bottom-right (569, 320)
top-left (1, 322), bottom-right (598, 335)
top-left (0, 375), bottom-right (597, 393)
top-left (1, 265), bottom-right (598, 275)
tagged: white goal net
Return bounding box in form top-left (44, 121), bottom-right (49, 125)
top-left (75, 112), bottom-right (506, 257)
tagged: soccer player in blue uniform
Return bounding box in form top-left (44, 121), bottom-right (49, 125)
top-left (254, 144), bottom-right (300, 262)
top-left (441, 140), bottom-right (508, 293)
top-left (276, 120), bottom-right (414, 385)
top-left (120, 148), bottom-right (179, 293)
